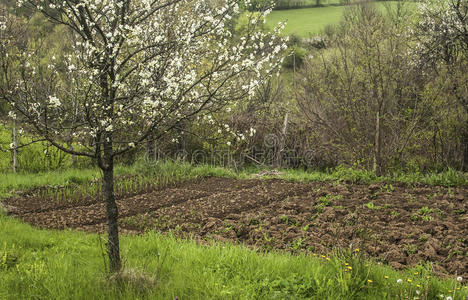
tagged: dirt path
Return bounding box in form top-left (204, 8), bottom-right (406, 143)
top-left (4, 177), bottom-right (468, 278)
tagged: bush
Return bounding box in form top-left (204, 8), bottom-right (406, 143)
top-left (283, 46), bottom-right (308, 68)
top-left (0, 124), bottom-right (92, 173)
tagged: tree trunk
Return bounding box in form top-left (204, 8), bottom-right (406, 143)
top-left (12, 120), bottom-right (18, 173)
top-left (463, 121), bottom-right (468, 172)
top-left (277, 112), bottom-right (289, 167)
top-left (102, 143), bottom-right (121, 272)
top-left (67, 140), bottom-right (76, 167)
top-left (147, 131), bottom-right (155, 161)
top-left (373, 111), bottom-right (381, 176)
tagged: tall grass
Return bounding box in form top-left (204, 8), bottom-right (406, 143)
top-left (0, 124), bottom-right (92, 173)
top-left (0, 168), bottom-right (102, 198)
top-left (1, 160), bottom-right (466, 199)
top-left (0, 214), bottom-right (466, 299)
top-left (260, 165), bottom-right (466, 186)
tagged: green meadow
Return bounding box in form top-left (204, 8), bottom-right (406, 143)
top-left (1, 206), bottom-right (466, 299)
top-left (266, 1), bottom-right (413, 37)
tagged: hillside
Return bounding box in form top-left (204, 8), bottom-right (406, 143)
top-left (266, 1), bottom-right (413, 37)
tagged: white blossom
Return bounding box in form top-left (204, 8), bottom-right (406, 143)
top-left (48, 95), bottom-right (61, 108)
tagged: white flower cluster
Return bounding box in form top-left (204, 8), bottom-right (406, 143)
top-left (48, 95), bottom-right (61, 108)
top-left (12, 0), bottom-right (287, 151)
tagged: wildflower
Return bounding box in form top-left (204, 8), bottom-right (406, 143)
top-left (407, 278), bottom-right (412, 283)
top-left (416, 290), bottom-right (420, 295)
top-left (456, 276), bottom-right (463, 282)
top-left (354, 248), bottom-right (359, 252)
top-left (226, 141), bottom-right (231, 146)
top-left (384, 276), bottom-right (389, 279)
top-left (367, 279), bottom-right (373, 283)
top-left (397, 279), bottom-right (403, 284)
top-left (445, 296), bottom-right (452, 300)
top-left (347, 266), bottom-right (352, 270)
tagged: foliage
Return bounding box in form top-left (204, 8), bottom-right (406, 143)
top-left (294, 2), bottom-right (465, 174)
top-left (416, 0), bottom-right (468, 171)
top-left (283, 45), bottom-right (308, 68)
top-left (0, 124), bottom-right (92, 173)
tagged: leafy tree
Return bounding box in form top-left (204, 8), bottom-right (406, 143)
top-left (417, 0), bottom-right (468, 171)
top-left (1, 0), bottom-right (286, 272)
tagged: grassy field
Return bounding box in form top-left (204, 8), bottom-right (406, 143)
top-left (267, 6), bottom-right (345, 37)
top-left (1, 214), bottom-right (467, 299)
top-left (266, 1), bottom-right (414, 37)
top-left (0, 162), bottom-right (467, 298)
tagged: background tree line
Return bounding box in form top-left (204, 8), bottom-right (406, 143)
top-left (165, 0), bottom-right (467, 174)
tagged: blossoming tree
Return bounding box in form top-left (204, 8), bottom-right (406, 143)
top-left (1, 0), bottom-right (286, 271)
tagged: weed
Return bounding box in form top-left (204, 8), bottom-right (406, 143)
top-left (418, 206), bottom-right (434, 221)
top-left (365, 202), bottom-right (382, 210)
top-left (403, 244), bottom-right (418, 255)
top-left (291, 237), bottom-right (304, 250)
top-left (380, 184), bottom-right (395, 193)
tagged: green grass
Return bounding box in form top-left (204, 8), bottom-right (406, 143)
top-left (0, 168), bottom-right (101, 198)
top-left (1, 161), bottom-right (466, 199)
top-left (1, 214), bottom-right (466, 299)
top-left (267, 1), bottom-right (414, 37)
top-left (0, 159), bottom-right (249, 198)
top-left (267, 5), bottom-right (346, 36)
top-left (0, 124), bottom-right (92, 173)
top-left (276, 166), bottom-right (467, 187)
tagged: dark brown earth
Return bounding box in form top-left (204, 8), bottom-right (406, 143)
top-left (3, 177), bottom-right (468, 278)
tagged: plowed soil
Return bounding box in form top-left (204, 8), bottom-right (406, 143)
top-left (3, 177), bottom-right (468, 278)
